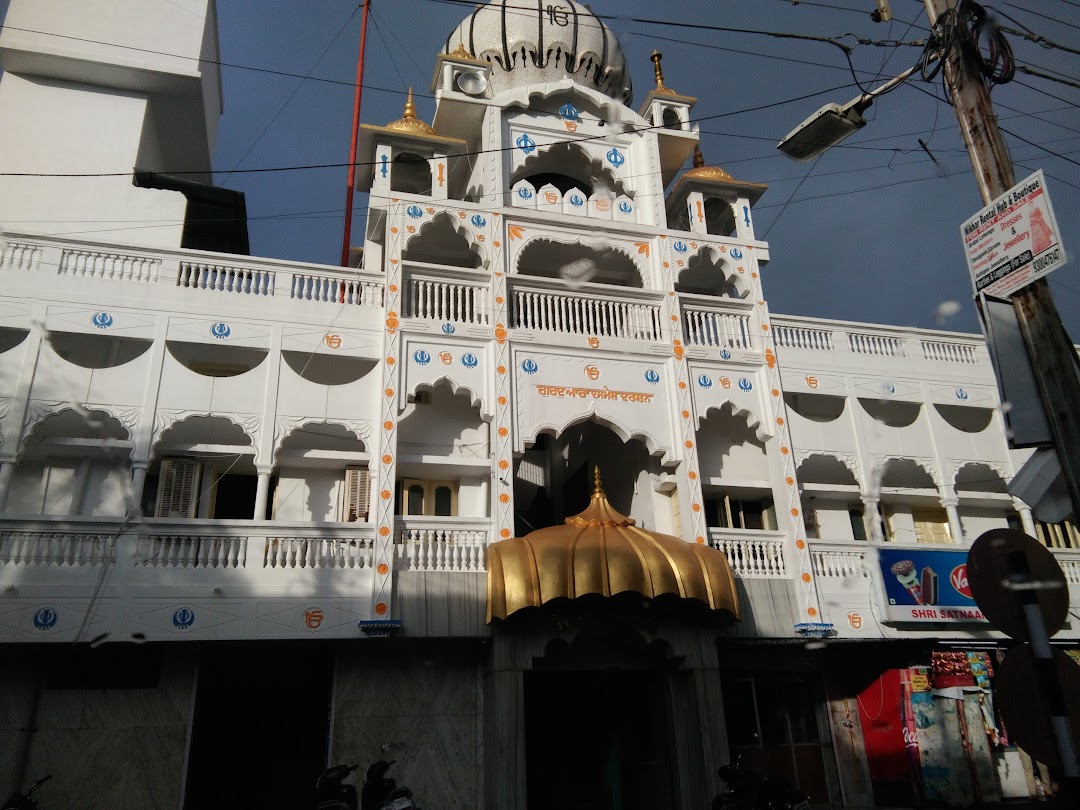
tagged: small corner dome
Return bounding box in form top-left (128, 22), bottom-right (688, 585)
top-left (443, 0), bottom-right (632, 104)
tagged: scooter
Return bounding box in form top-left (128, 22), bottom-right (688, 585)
top-left (360, 758), bottom-right (419, 810)
top-left (316, 764), bottom-right (360, 810)
top-left (1, 775), bottom-right (52, 810)
top-left (713, 756), bottom-right (809, 810)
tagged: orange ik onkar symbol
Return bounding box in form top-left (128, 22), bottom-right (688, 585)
top-left (585, 366), bottom-right (600, 381)
top-left (324, 334), bottom-right (342, 349)
top-left (305, 609), bottom-right (325, 629)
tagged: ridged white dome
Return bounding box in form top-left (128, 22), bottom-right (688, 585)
top-left (443, 0), bottom-right (632, 104)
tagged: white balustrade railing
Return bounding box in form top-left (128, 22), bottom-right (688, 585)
top-left (178, 261), bottom-right (274, 296)
top-left (774, 324), bottom-right (834, 351)
top-left (395, 522), bottom-right (488, 572)
top-left (1056, 550), bottom-right (1080, 585)
top-left (708, 529), bottom-right (788, 578)
top-left (0, 530), bottom-right (117, 566)
top-left (848, 331), bottom-right (907, 357)
top-left (61, 248), bottom-right (160, 283)
top-left (683, 307), bottom-right (752, 350)
top-left (921, 339), bottom-right (979, 364)
top-left (810, 546), bottom-right (870, 579)
top-left (511, 287), bottom-right (663, 341)
top-left (0, 241), bottom-right (43, 272)
top-left (290, 272), bottom-right (383, 306)
top-left (139, 534), bottom-right (247, 568)
top-left (262, 536), bottom-right (373, 569)
top-left (407, 277), bottom-right (489, 324)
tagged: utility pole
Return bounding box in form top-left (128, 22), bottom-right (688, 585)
top-left (924, 0), bottom-right (1080, 520)
top-left (923, 0), bottom-right (1080, 792)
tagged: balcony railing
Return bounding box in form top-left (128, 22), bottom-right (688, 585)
top-left (682, 306), bottom-right (753, 350)
top-left (509, 279), bottom-right (664, 342)
top-left (404, 265), bottom-right (490, 325)
top-left (1, 232), bottom-right (385, 308)
top-left (775, 323), bottom-right (834, 351)
top-left (394, 517), bottom-right (489, 572)
top-left (708, 528), bottom-right (788, 578)
top-left (810, 544), bottom-right (870, 579)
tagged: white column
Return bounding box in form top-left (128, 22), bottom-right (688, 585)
top-left (941, 490), bottom-right (965, 543)
top-left (1016, 500), bottom-right (1038, 536)
top-left (686, 190), bottom-right (707, 235)
top-left (253, 467), bottom-right (273, 520)
top-left (0, 458), bottom-right (16, 511)
top-left (733, 195), bottom-right (755, 240)
top-left (862, 493), bottom-right (883, 543)
top-left (130, 462), bottom-right (149, 515)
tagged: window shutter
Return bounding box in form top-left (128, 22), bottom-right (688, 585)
top-left (155, 459), bottom-right (202, 518)
top-left (342, 467), bottom-right (370, 522)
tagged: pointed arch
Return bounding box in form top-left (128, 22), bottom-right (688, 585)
top-left (154, 413), bottom-right (257, 453)
top-left (695, 401), bottom-right (770, 443)
top-left (954, 461), bottom-right (1008, 493)
top-left (402, 211), bottom-right (487, 269)
top-left (510, 140), bottom-right (631, 199)
top-left (20, 405), bottom-right (132, 458)
top-left (526, 411), bottom-right (667, 460)
top-left (515, 236), bottom-right (643, 287)
top-left (796, 453), bottom-right (859, 487)
top-left (407, 375), bottom-right (490, 420)
top-left (676, 245), bottom-right (748, 299)
top-left (274, 419), bottom-right (369, 464)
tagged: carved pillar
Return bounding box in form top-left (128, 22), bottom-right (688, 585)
top-left (130, 461), bottom-right (150, 515)
top-left (253, 466), bottom-right (273, 520)
top-left (0, 457), bottom-right (16, 511)
top-left (941, 489), bottom-right (965, 543)
top-left (1015, 500), bottom-right (1037, 535)
top-left (862, 492), bottom-right (883, 543)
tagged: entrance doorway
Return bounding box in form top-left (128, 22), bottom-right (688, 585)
top-left (524, 669), bottom-right (675, 810)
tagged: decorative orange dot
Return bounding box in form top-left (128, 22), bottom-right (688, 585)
top-left (781, 447), bottom-right (790, 456)
top-left (391, 227), bottom-right (399, 233)
top-left (383, 421), bottom-right (393, 430)
top-left (695, 536), bottom-right (705, 545)
top-left (499, 460), bottom-right (509, 470)
top-left (776, 417), bottom-right (784, 426)
top-left (389, 284), bottom-right (398, 293)
top-left (497, 365), bottom-right (506, 375)
top-left (791, 508), bottom-right (800, 517)
top-left (377, 563), bottom-right (390, 576)
top-left (761, 324), bottom-right (769, 332)
top-left (752, 272), bottom-right (759, 279)
top-left (375, 602), bottom-right (388, 616)
top-left (663, 261), bottom-right (670, 268)
top-left (501, 528), bottom-right (512, 539)
top-left (772, 388), bottom-right (780, 397)
top-left (682, 410), bottom-right (690, 418)
top-left (498, 427), bottom-right (509, 437)
top-left (786, 477), bottom-right (794, 486)
top-left (688, 471), bottom-right (697, 480)
top-left (379, 526), bottom-right (390, 537)
top-left (807, 607), bottom-right (818, 617)
top-left (685, 440), bottom-right (694, 449)
top-left (386, 357), bottom-right (396, 365)
top-left (678, 382), bottom-right (687, 390)
top-left (500, 493), bottom-right (510, 504)
top-left (382, 454), bottom-right (392, 464)
top-left (498, 396), bottom-right (507, 405)
top-left (496, 296), bottom-right (504, 304)
top-left (802, 573), bottom-right (812, 583)
top-left (381, 490), bottom-right (391, 500)
top-left (493, 240), bottom-right (501, 248)
top-left (671, 315), bottom-right (679, 322)
top-left (495, 272), bottom-right (503, 278)
top-left (796, 539), bottom-right (806, 550)
top-left (385, 388), bottom-right (394, 397)
top-left (691, 503), bottom-right (701, 512)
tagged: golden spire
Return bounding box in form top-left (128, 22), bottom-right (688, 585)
top-left (385, 88), bottom-right (438, 136)
top-left (567, 467), bottom-right (636, 527)
top-left (592, 465), bottom-right (605, 499)
top-left (450, 42), bottom-right (473, 60)
top-left (650, 50), bottom-right (679, 96)
top-left (686, 145), bottom-right (734, 182)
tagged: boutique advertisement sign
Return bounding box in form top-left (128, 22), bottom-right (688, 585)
top-left (878, 548), bottom-right (986, 622)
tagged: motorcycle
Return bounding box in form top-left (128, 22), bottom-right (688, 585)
top-left (1, 775), bottom-right (52, 810)
top-left (316, 764), bottom-right (360, 810)
top-left (713, 756), bottom-right (809, 810)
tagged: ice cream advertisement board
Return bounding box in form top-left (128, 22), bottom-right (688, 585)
top-left (878, 548), bottom-right (987, 622)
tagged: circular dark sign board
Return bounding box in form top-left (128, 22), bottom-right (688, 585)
top-left (967, 529), bottom-right (1068, 641)
top-left (996, 645), bottom-right (1080, 770)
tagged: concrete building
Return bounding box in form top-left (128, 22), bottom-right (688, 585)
top-left (1, 1), bottom-right (1076, 808)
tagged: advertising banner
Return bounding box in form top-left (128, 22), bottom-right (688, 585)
top-left (878, 548), bottom-right (986, 622)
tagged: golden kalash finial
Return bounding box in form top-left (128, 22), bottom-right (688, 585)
top-left (566, 467), bottom-right (636, 527)
top-left (386, 88), bottom-right (438, 136)
top-left (686, 145), bottom-right (734, 182)
top-left (650, 50), bottom-right (679, 96)
top-left (592, 465), bottom-right (605, 498)
top-left (449, 42), bottom-right (473, 60)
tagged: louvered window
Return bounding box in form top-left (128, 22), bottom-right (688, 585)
top-left (155, 459), bottom-right (203, 518)
top-left (341, 467), bottom-right (370, 522)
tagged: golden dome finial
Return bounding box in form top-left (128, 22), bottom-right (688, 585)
top-left (687, 145), bottom-right (735, 182)
top-left (693, 145), bottom-right (705, 169)
top-left (592, 465), bottom-right (605, 499)
top-left (650, 49), bottom-right (678, 96)
top-left (385, 87), bottom-right (438, 136)
top-left (450, 42), bottom-right (472, 60)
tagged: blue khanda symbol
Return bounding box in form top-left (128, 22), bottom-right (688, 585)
top-left (956, 388), bottom-right (969, 401)
top-left (697, 374), bottom-right (713, 389)
top-left (559, 102), bottom-right (580, 122)
top-left (568, 194), bottom-right (584, 207)
top-left (406, 205), bottom-right (423, 219)
top-left (210, 322), bottom-right (231, 340)
top-left (738, 378), bottom-right (753, 392)
top-left (516, 133), bottom-right (536, 154)
top-left (883, 382), bottom-right (896, 396)
top-left (471, 214), bottom-right (487, 228)
top-left (606, 148), bottom-right (625, 168)
top-left (521, 359), bottom-right (539, 375)
top-left (413, 350), bottom-right (431, 366)
top-left (644, 369), bottom-right (660, 385)
top-left (442, 323), bottom-right (456, 335)
top-left (719, 349), bottom-right (731, 360)
top-left (673, 241), bottom-right (688, 254)
top-left (462, 353), bottom-right (478, 369)
top-left (172, 607), bottom-right (195, 630)
top-left (517, 186), bottom-right (534, 201)
top-left (618, 201), bottom-right (633, 215)
top-left (729, 247), bottom-right (744, 261)
top-left (91, 311), bottom-right (114, 330)
top-left (33, 607), bottom-right (57, 631)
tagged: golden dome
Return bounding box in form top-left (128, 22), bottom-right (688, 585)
top-left (385, 88), bottom-right (438, 136)
top-left (685, 145), bottom-right (734, 182)
top-left (486, 468), bottom-right (740, 622)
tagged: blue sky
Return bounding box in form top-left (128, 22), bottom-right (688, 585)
top-left (212, 1), bottom-right (1079, 336)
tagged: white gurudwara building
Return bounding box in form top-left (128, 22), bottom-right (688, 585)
top-left (0, 2), bottom-right (1076, 808)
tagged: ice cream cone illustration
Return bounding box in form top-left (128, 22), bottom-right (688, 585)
top-left (891, 559), bottom-right (925, 605)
